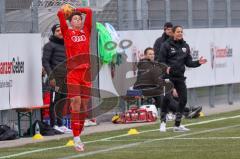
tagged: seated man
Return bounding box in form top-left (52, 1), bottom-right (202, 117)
top-left (133, 47), bottom-right (174, 129)
top-left (133, 47), bottom-right (173, 112)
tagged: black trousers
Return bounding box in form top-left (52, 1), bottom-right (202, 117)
top-left (171, 80), bottom-right (187, 126)
top-left (49, 76), bottom-right (67, 127)
top-left (172, 80), bottom-right (187, 112)
top-left (160, 93), bottom-right (178, 122)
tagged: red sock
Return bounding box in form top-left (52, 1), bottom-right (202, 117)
top-left (71, 111), bottom-right (86, 137)
top-left (78, 117), bottom-right (85, 135)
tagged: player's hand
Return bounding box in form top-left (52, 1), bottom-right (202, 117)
top-left (50, 79), bottom-right (56, 87)
top-left (166, 67), bottom-right (170, 74)
top-left (199, 56), bottom-right (207, 64)
top-left (172, 88), bottom-right (178, 97)
top-left (55, 86), bottom-right (60, 92)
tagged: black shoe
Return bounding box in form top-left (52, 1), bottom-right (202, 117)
top-left (186, 106), bottom-right (202, 118)
top-left (192, 106), bottom-right (202, 112)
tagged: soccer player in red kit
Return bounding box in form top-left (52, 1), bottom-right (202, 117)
top-left (58, 5), bottom-right (92, 152)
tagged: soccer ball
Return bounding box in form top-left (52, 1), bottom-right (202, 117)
top-left (61, 4), bottom-right (74, 18)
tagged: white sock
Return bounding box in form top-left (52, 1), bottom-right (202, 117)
top-left (73, 136), bottom-right (80, 143)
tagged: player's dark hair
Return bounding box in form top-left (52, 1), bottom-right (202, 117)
top-left (68, 11), bottom-right (82, 21)
top-left (144, 47), bottom-right (154, 55)
top-left (173, 25), bottom-right (183, 33)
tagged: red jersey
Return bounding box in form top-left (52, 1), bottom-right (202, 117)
top-left (57, 8), bottom-right (92, 70)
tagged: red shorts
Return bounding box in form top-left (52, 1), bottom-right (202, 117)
top-left (67, 68), bottom-right (92, 99)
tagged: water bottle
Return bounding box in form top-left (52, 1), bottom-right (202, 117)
top-left (35, 122), bottom-right (40, 134)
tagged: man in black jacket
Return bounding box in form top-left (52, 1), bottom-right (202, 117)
top-left (133, 47), bottom-right (175, 127)
top-left (134, 48), bottom-right (174, 97)
top-left (154, 22), bottom-right (173, 62)
top-left (159, 25), bottom-right (207, 132)
top-left (42, 24), bottom-right (71, 134)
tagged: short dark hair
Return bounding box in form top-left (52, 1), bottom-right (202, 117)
top-left (68, 11), bottom-right (82, 21)
top-left (144, 47), bottom-right (154, 55)
top-left (164, 22), bottom-right (173, 30)
top-left (173, 25), bottom-right (183, 33)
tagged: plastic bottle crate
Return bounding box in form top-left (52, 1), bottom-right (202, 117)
top-left (43, 115), bottom-right (71, 129)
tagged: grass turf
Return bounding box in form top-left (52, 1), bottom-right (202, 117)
top-left (0, 110), bottom-right (240, 159)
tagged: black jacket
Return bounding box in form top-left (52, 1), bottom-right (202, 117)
top-left (42, 35), bottom-right (66, 78)
top-left (133, 59), bottom-right (176, 97)
top-left (159, 38), bottom-right (201, 81)
top-left (153, 32), bottom-right (170, 62)
top-left (134, 59), bottom-right (166, 88)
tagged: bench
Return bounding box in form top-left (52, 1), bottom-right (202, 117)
top-left (15, 105), bottom-right (49, 137)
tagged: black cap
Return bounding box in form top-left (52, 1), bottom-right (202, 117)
top-left (164, 22), bottom-right (173, 30)
top-left (51, 24), bottom-right (60, 35)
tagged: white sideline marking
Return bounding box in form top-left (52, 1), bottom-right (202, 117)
top-left (102, 114), bottom-right (240, 141)
top-left (0, 115), bottom-right (240, 159)
top-left (58, 124), bottom-right (240, 159)
top-left (102, 136), bottom-right (240, 142)
top-left (174, 137), bottom-right (240, 140)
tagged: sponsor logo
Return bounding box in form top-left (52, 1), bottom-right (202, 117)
top-left (210, 43), bottom-right (233, 69)
top-left (215, 47), bottom-right (232, 58)
top-left (71, 35), bottom-right (86, 42)
top-left (0, 57), bottom-right (24, 75)
top-left (170, 48), bottom-right (176, 54)
top-left (182, 47), bottom-right (187, 53)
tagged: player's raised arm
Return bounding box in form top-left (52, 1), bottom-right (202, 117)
top-left (57, 4), bottom-right (74, 37)
top-left (75, 8), bottom-right (92, 33)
